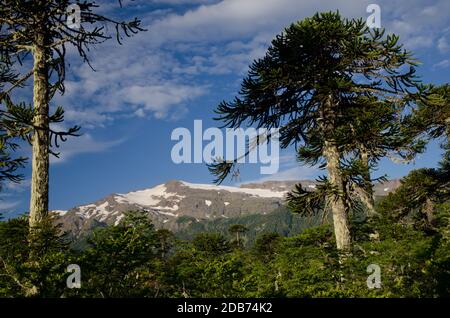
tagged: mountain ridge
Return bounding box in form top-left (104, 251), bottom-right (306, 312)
top-left (55, 179), bottom-right (401, 238)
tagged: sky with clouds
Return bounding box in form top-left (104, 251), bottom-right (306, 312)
top-left (2, 0), bottom-right (449, 217)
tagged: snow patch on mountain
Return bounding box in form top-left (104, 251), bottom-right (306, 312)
top-left (115, 184), bottom-right (173, 206)
top-left (111, 184), bottom-right (186, 215)
top-left (180, 181), bottom-right (287, 198)
top-left (53, 210), bottom-right (67, 216)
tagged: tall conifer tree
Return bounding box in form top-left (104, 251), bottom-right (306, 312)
top-left (0, 1), bottom-right (145, 231)
top-left (210, 12), bottom-right (426, 250)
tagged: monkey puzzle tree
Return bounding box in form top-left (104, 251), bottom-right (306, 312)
top-left (0, 131), bottom-right (26, 189)
top-left (387, 83), bottom-right (450, 225)
top-left (210, 12), bottom-right (424, 250)
top-left (0, 62), bottom-right (27, 189)
top-left (406, 84), bottom-right (450, 146)
top-left (0, 1), bottom-right (144, 231)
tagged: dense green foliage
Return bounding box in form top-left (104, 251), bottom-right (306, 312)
top-left (1, 168), bottom-right (449, 297)
top-left (0, 62), bottom-right (27, 189)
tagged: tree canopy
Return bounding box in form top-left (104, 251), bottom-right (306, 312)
top-left (210, 11), bottom-right (430, 250)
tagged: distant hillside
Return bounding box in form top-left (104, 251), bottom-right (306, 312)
top-left (54, 179), bottom-right (401, 241)
top-left (175, 206), bottom-right (321, 245)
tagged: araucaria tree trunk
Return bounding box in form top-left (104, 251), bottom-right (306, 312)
top-left (321, 95), bottom-right (351, 250)
top-left (29, 28), bottom-right (50, 229)
top-left (323, 140), bottom-right (351, 250)
top-left (358, 145), bottom-right (376, 215)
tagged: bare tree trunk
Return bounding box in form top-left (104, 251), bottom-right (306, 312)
top-left (355, 187), bottom-right (376, 216)
top-left (358, 145), bottom-right (377, 216)
top-left (423, 198), bottom-right (435, 227)
top-left (321, 94), bottom-right (351, 251)
top-left (29, 29), bottom-right (50, 229)
top-left (323, 140), bottom-right (351, 250)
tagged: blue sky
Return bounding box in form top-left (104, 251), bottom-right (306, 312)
top-left (1, 0), bottom-right (449, 217)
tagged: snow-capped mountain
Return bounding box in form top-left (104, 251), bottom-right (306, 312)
top-left (56, 180), bottom-right (288, 238)
top-left (56, 179), bottom-right (400, 238)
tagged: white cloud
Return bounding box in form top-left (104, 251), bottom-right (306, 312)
top-left (245, 165), bottom-right (320, 183)
top-left (2, 178), bottom-right (31, 193)
top-left (49, 131), bottom-right (126, 164)
top-left (9, 128), bottom-right (125, 164)
top-left (64, 109), bottom-right (112, 128)
top-left (381, 0), bottom-right (450, 50)
top-left (147, 0), bottom-right (369, 46)
top-left (145, 0), bottom-right (449, 50)
top-left (403, 35), bottom-right (434, 50)
top-left (0, 179), bottom-right (30, 215)
top-left (437, 36), bottom-right (449, 53)
top-left (55, 38), bottom-right (209, 127)
top-left (120, 83), bottom-right (207, 119)
top-left (433, 59), bottom-right (450, 69)
top-left (0, 200), bottom-right (20, 211)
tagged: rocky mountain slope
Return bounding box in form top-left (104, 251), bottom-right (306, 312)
top-left (55, 179), bottom-right (401, 238)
